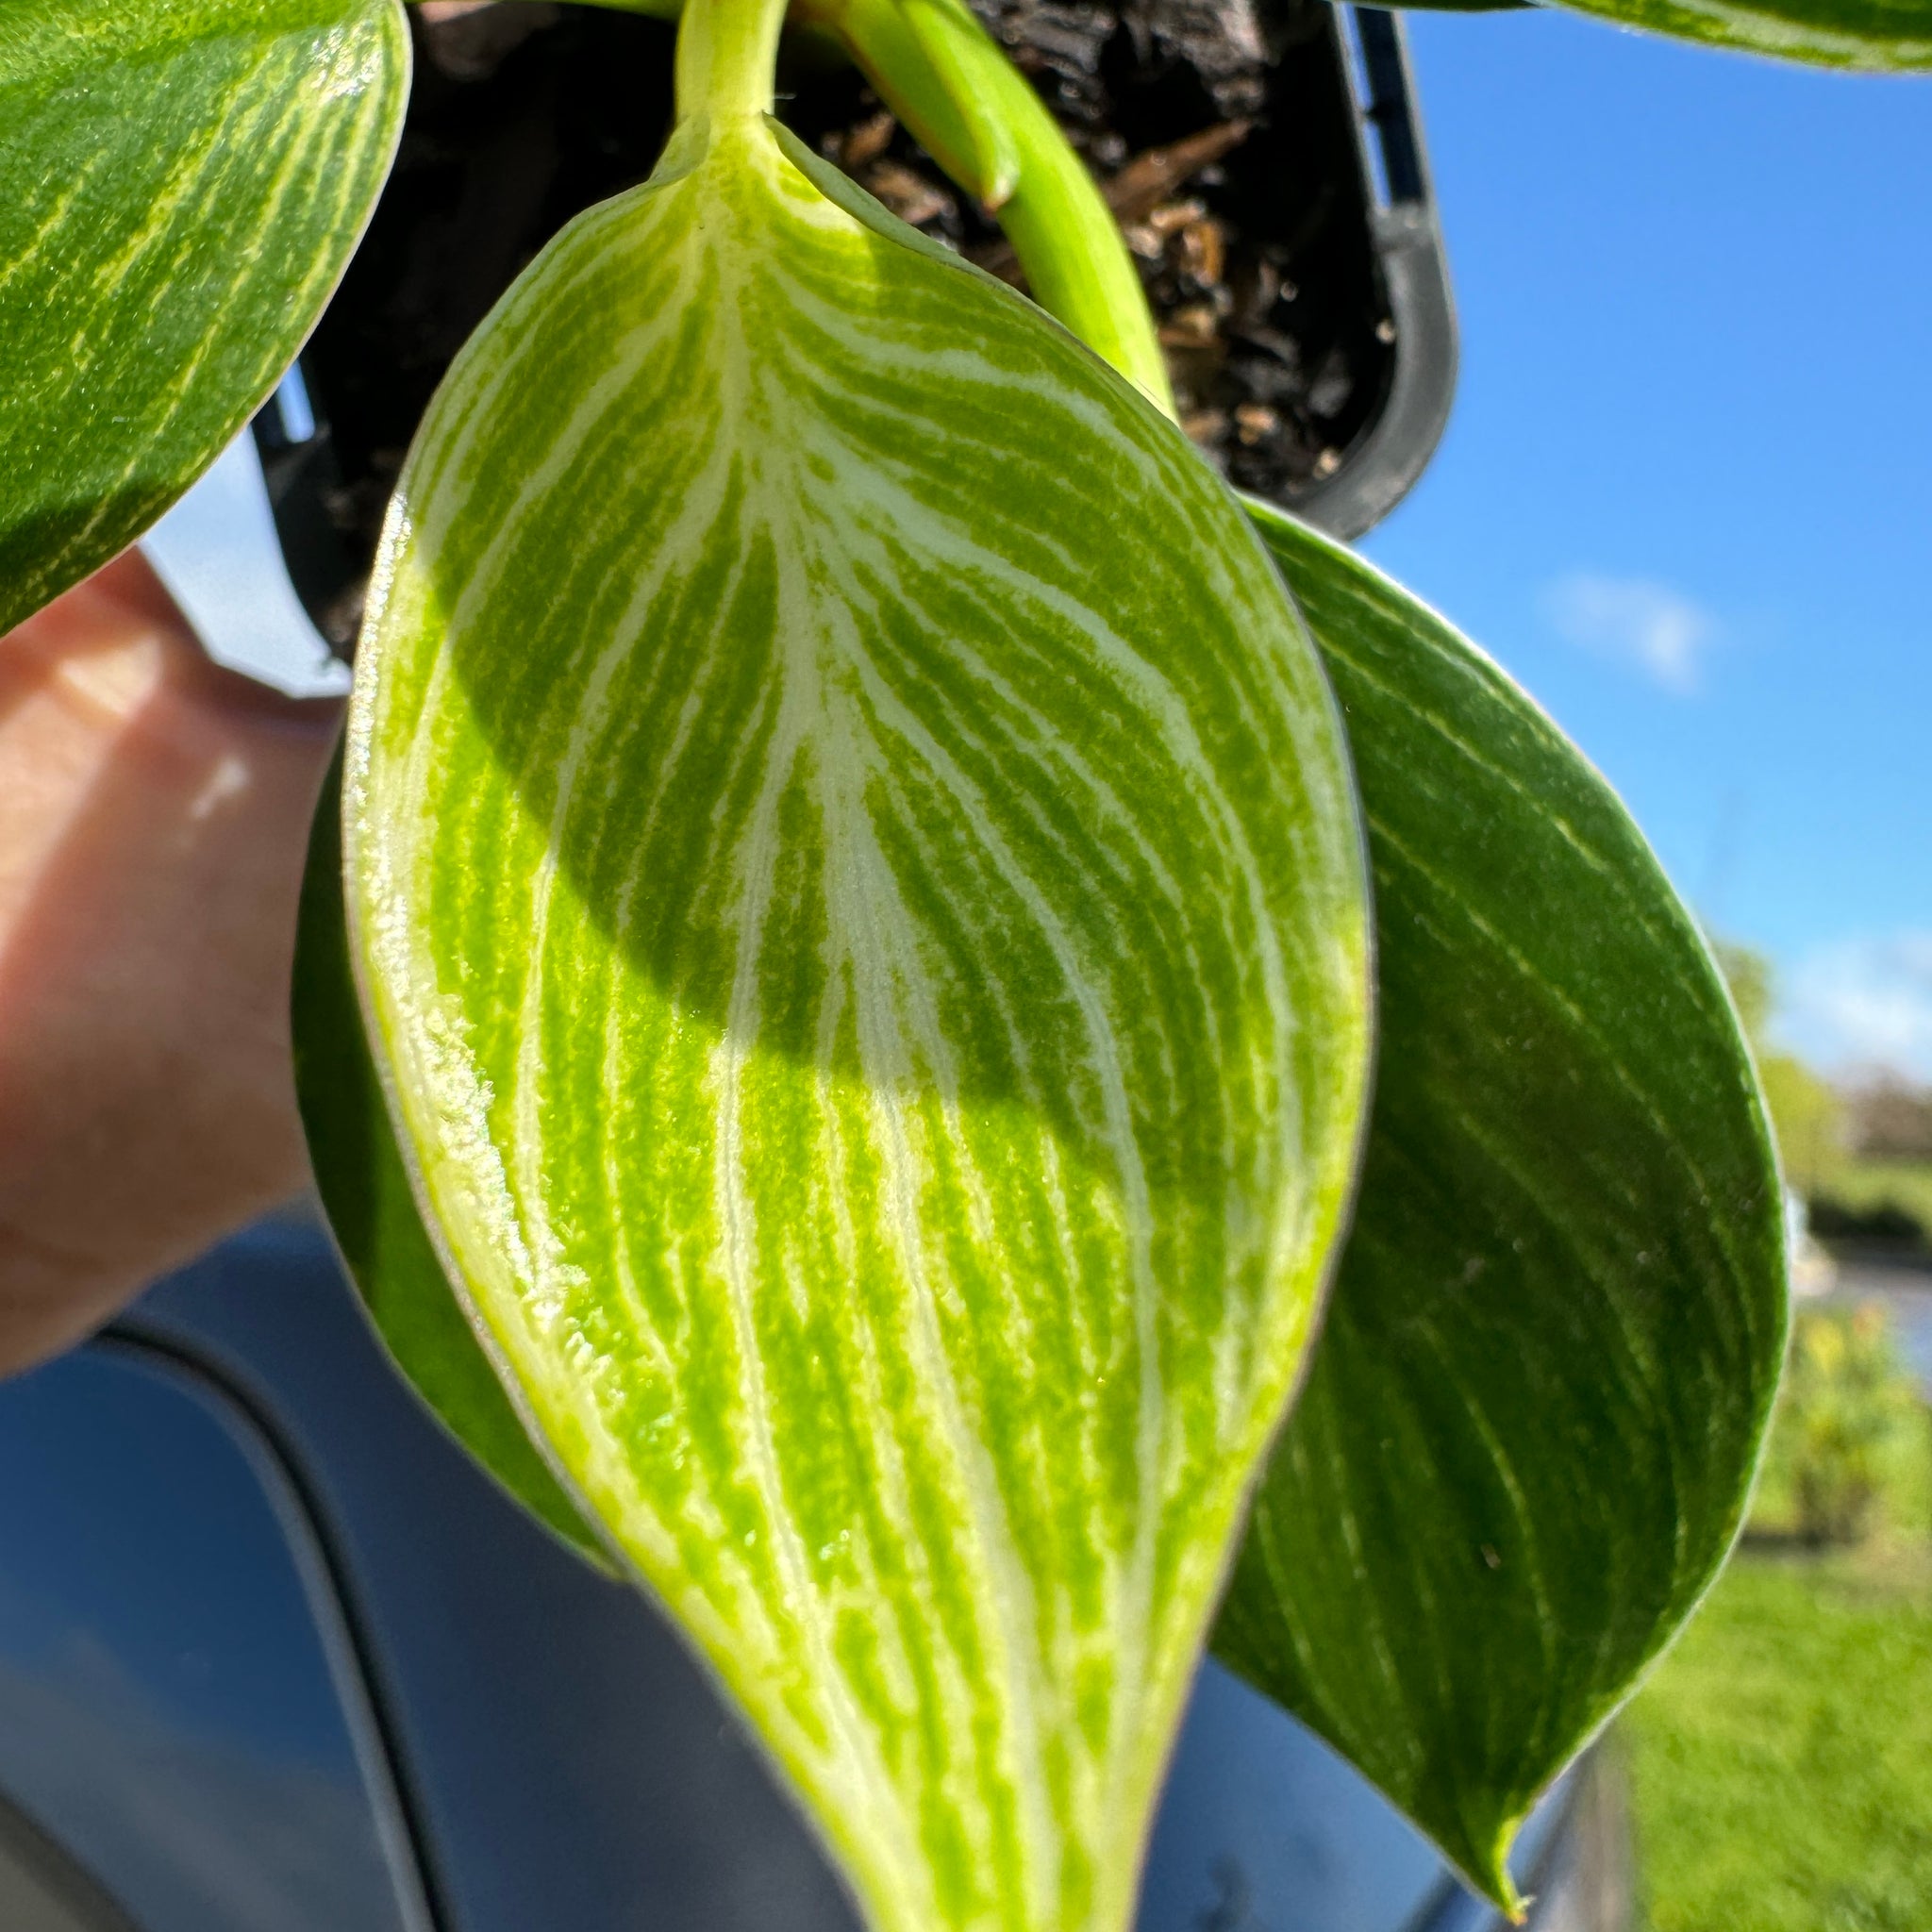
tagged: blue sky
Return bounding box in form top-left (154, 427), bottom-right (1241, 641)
top-left (1358, 8), bottom-right (1932, 1078)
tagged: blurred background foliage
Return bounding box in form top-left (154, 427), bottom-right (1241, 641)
top-left (1625, 1300), bottom-right (1932, 1932)
top-left (1750, 1307), bottom-right (1929, 1548)
top-left (1623, 938), bottom-right (1932, 1932)
top-left (1714, 939), bottom-right (1932, 1255)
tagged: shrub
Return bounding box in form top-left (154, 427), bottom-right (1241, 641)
top-left (1756, 1307), bottom-right (1924, 1548)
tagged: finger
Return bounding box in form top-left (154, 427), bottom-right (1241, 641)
top-left (0, 549), bottom-right (342, 1372)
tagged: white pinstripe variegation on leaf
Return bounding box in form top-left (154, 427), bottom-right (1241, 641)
top-left (341, 108), bottom-right (1371, 1932)
top-left (785, 42), bottom-right (1786, 1907)
top-left (1213, 507), bottom-right (1787, 1913)
top-left (0, 0), bottom-right (409, 634)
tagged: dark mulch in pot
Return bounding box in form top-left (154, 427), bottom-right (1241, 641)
top-left (298, 0), bottom-right (1392, 636)
top-left (784, 0), bottom-right (1393, 503)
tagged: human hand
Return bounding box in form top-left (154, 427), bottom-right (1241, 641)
top-left (0, 550), bottom-right (340, 1374)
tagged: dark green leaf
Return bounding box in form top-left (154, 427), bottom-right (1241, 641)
top-left (1547, 0), bottom-right (1930, 69)
top-left (0, 0), bottom-right (408, 633)
top-left (1213, 503), bottom-right (1788, 1911)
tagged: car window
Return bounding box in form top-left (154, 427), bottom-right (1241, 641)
top-left (0, 1344), bottom-right (432, 1932)
top-left (1141, 1661), bottom-right (1452, 1932)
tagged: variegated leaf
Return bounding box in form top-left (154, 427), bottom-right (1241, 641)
top-left (1546, 0), bottom-right (1931, 70)
top-left (739, 15), bottom-right (1789, 1906)
top-left (294, 748), bottom-right (612, 1572)
top-left (0, 0), bottom-right (408, 633)
top-left (341, 111), bottom-right (1371, 1932)
top-left (1212, 505), bottom-right (1787, 1910)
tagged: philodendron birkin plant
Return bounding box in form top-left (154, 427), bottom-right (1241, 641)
top-left (6, 0), bottom-right (1926, 1922)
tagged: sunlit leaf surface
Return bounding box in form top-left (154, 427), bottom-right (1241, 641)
top-left (294, 751), bottom-right (611, 1571)
top-left (341, 117), bottom-right (1370, 1932)
top-left (1213, 505), bottom-right (1788, 1911)
top-left (0, 0), bottom-right (408, 633)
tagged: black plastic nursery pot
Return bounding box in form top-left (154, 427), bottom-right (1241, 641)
top-left (265, 0), bottom-right (1456, 650)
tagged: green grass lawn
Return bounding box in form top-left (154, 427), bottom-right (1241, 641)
top-left (1624, 1546), bottom-right (1932, 1931)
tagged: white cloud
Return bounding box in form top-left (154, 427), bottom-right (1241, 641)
top-left (1541, 573), bottom-right (1720, 694)
top-left (1782, 932), bottom-right (1932, 1080)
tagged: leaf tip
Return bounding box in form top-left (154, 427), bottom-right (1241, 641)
top-left (1463, 1821), bottom-right (1527, 1923)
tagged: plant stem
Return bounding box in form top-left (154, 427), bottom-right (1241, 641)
top-left (667, 0), bottom-right (1174, 414)
top-left (797, 0), bottom-right (1175, 416)
top-left (676, 0), bottom-right (791, 122)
